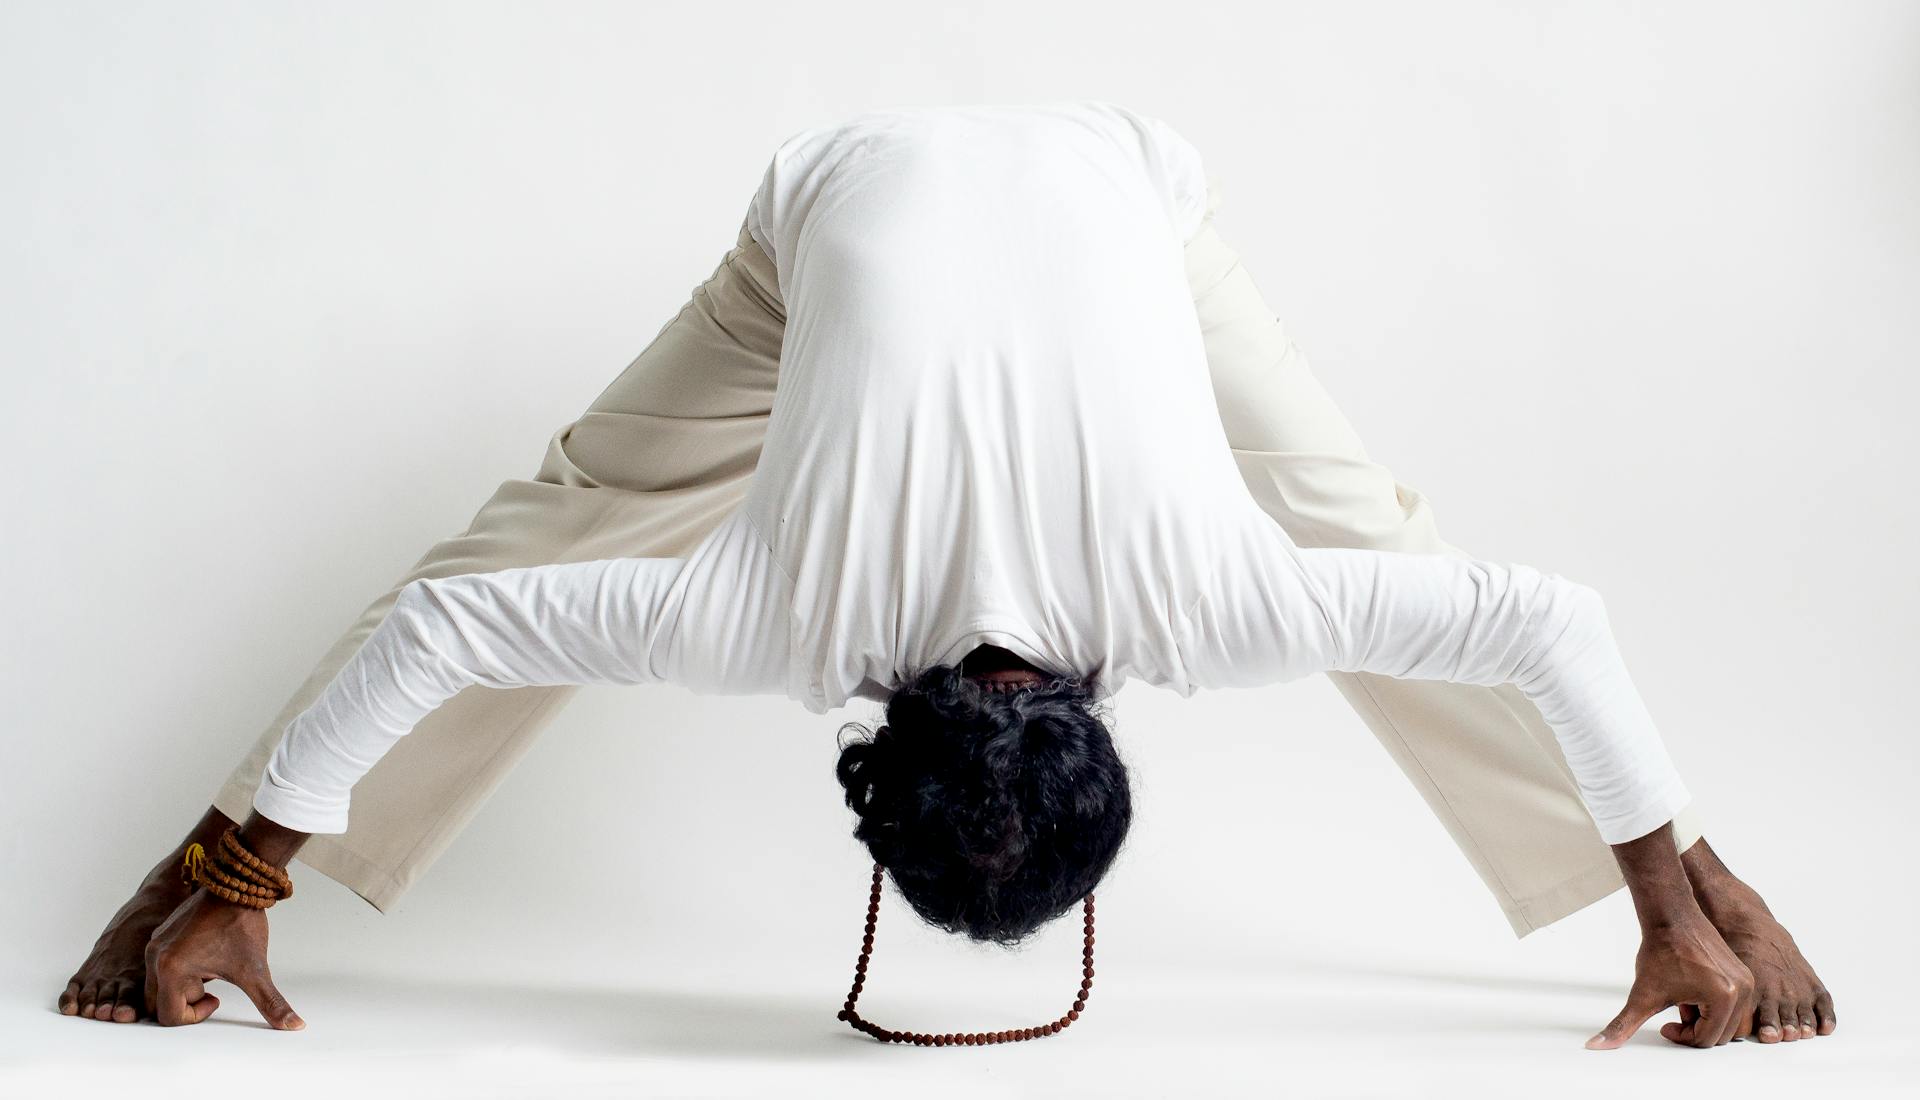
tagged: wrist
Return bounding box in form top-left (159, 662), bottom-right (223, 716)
top-left (181, 818), bottom-right (301, 909)
top-left (235, 812), bottom-right (310, 873)
top-left (1636, 897), bottom-right (1711, 936)
top-left (1608, 820), bottom-right (1706, 933)
top-left (141, 807), bottom-right (242, 893)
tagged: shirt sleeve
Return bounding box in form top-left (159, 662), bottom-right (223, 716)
top-left (1181, 529), bottom-right (1691, 845)
top-left (253, 509), bottom-right (791, 834)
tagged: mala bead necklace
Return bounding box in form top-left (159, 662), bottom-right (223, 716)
top-left (837, 862), bottom-right (1096, 1046)
top-left (180, 827), bottom-right (294, 909)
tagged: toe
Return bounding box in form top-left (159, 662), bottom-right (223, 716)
top-left (1814, 989), bottom-right (1837, 1035)
top-left (58, 980), bottom-right (80, 1015)
top-left (1771, 999), bottom-right (1802, 1042)
top-left (1754, 1001), bottom-right (1782, 1044)
top-left (1797, 1003), bottom-right (1818, 1038)
top-left (76, 980), bottom-right (101, 1020)
top-left (110, 979), bottom-right (139, 1023)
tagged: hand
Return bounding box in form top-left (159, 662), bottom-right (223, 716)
top-left (1587, 914), bottom-right (1754, 1049)
top-left (142, 890), bottom-right (304, 1029)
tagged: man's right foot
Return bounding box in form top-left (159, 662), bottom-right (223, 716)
top-left (59, 807), bottom-right (234, 1023)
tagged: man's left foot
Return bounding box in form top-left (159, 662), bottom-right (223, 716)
top-left (1682, 839), bottom-right (1836, 1043)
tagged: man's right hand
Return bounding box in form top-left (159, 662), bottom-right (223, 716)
top-left (143, 890), bottom-right (304, 1029)
top-left (1587, 913), bottom-right (1755, 1049)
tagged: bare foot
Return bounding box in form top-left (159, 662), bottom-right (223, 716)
top-left (1682, 839), bottom-right (1836, 1044)
top-left (59, 807), bottom-right (234, 1023)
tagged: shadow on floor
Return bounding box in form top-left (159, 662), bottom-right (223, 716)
top-left (1273, 956), bottom-right (1623, 999)
top-left (30, 961), bottom-right (1632, 1055)
top-left (160, 973), bottom-right (871, 1060)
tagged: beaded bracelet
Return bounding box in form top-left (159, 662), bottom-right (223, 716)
top-left (180, 827), bottom-right (293, 909)
top-left (218, 828), bottom-right (293, 895)
top-left (837, 862), bottom-right (1096, 1046)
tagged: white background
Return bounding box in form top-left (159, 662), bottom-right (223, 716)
top-left (2, 1), bottom-right (1915, 1095)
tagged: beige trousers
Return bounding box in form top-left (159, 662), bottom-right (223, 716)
top-left (212, 183), bottom-right (1701, 937)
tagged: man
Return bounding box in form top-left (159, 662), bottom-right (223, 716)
top-left (62, 101), bottom-right (1832, 1048)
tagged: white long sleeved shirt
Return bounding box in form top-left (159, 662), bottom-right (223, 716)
top-left (256, 101), bottom-right (1690, 844)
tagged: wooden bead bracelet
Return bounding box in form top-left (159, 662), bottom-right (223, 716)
top-left (180, 827), bottom-right (294, 909)
top-left (837, 862), bottom-right (1096, 1046)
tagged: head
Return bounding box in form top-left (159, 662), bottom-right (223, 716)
top-left (834, 660), bottom-right (1133, 946)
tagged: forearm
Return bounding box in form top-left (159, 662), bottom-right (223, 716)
top-left (1610, 820), bottom-right (1708, 931)
top-left (252, 579), bottom-right (477, 833)
top-left (1286, 547), bottom-right (1691, 843)
top-left (254, 558), bottom-right (687, 833)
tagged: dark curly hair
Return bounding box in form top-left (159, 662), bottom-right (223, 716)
top-left (834, 664), bottom-right (1132, 946)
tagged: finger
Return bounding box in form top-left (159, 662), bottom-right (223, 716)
top-left (235, 965), bottom-right (305, 1031)
top-left (1681, 1001), bottom-right (1719, 1049)
top-left (1753, 999), bottom-right (1783, 1043)
top-left (58, 980), bottom-right (80, 1015)
top-left (156, 969), bottom-right (189, 1026)
top-left (1814, 988), bottom-right (1837, 1035)
top-left (1721, 984), bottom-right (1755, 1046)
top-left (1586, 992), bottom-right (1665, 1050)
top-left (1703, 992), bottom-right (1736, 1047)
top-left (1660, 1002), bottom-right (1700, 1046)
top-left (155, 968), bottom-right (209, 1027)
top-left (1720, 988), bottom-right (1751, 1046)
top-left (1695, 1005), bottom-right (1721, 1049)
top-left (1713, 984), bottom-right (1749, 1047)
top-left (185, 991), bottom-right (220, 1024)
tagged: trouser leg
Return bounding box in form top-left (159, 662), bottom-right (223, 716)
top-left (1181, 179), bottom-right (1702, 936)
top-left (211, 221), bottom-right (785, 910)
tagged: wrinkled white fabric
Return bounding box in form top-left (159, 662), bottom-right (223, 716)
top-left (257, 100), bottom-right (1688, 844)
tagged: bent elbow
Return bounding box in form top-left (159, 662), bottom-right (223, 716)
top-left (1565, 578), bottom-right (1608, 622)
top-left (1510, 574), bottom-right (1613, 685)
top-left (1542, 576), bottom-right (1615, 668)
top-left (389, 578), bottom-right (459, 658)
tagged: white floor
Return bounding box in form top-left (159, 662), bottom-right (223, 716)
top-left (8, 683), bottom-right (1914, 1097)
top-left (5, 942), bottom-right (1912, 1098)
